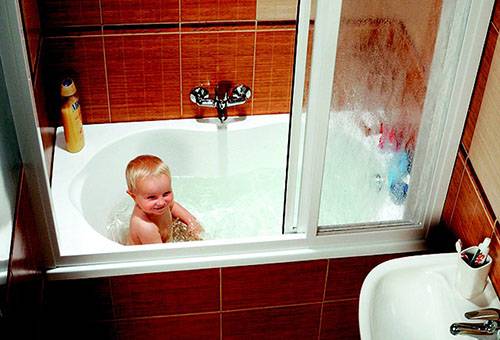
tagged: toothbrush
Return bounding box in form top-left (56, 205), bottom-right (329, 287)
top-left (469, 237), bottom-right (491, 268)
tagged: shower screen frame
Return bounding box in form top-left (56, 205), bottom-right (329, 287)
top-left (0, 0), bottom-right (494, 275)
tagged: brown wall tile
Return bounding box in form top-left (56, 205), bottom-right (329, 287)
top-left (462, 25), bottom-right (498, 152)
top-left (44, 277), bottom-right (114, 321)
top-left (39, 0), bottom-right (101, 27)
top-left (325, 254), bottom-right (402, 301)
top-left (19, 0), bottom-right (41, 74)
top-left (222, 260), bottom-right (327, 310)
top-left (181, 31), bottom-right (255, 118)
top-left (114, 313), bottom-right (220, 340)
top-left (102, 0), bottom-right (179, 25)
top-left (6, 171), bottom-right (45, 338)
top-left (105, 33), bottom-right (181, 122)
top-left (222, 304), bottom-right (322, 339)
top-left (449, 162), bottom-right (495, 248)
top-left (253, 29), bottom-right (296, 115)
top-left (110, 269), bottom-right (220, 318)
top-left (320, 300), bottom-right (360, 340)
top-left (43, 37), bottom-right (109, 124)
top-left (490, 227), bottom-right (500, 295)
top-left (181, 0), bottom-right (256, 22)
top-left (441, 151), bottom-right (466, 227)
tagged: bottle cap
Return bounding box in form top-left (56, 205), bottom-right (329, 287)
top-left (60, 78), bottom-right (77, 97)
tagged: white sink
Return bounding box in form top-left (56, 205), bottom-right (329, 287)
top-left (359, 253), bottom-right (500, 340)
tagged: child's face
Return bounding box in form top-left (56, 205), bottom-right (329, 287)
top-left (129, 174), bottom-right (174, 216)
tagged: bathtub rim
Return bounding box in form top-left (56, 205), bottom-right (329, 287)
top-left (46, 227), bottom-right (427, 280)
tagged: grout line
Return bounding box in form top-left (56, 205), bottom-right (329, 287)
top-left (98, 0), bottom-right (112, 122)
top-left (219, 268), bottom-right (223, 339)
top-left (221, 301), bottom-right (323, 314)
top-left (251, 21), bottom-right (257, 115)
top-left (317, 260), bottom-right (330, 339)
top-left (464, 157), bottom-right (497, 226)
top-left (178, 0), bottom-right (184, 118)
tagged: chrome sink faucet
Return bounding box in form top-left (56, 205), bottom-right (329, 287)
top-left (190, 82), bottom-right (252, 124)
top-left (450, 308), bottom-right (500, 337)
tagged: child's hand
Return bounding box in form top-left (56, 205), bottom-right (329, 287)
top-left (185, 219), bottom-right (204, 240)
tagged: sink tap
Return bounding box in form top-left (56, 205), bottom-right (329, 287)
top-left (450, 308), bottom-right (500, 337)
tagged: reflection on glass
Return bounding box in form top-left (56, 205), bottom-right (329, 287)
top-left (319, 0), bottom-right (443, 226)
top-left (0, 60), bottom-right (22, 309)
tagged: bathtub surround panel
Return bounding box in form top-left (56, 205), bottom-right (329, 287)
top-left (113, 313), bottom-right (220, 340)
top-left (43, 37), bottom-right (110, 124)
top-left (180, 31), bottom-right (255, 119)
top-left (101, 0), bottom-right (180, 25)
top-left (320, 299), bottom-right (360, 339)
top-left (439, 7), bottom-right (499, 294)
top-left (105, 33), bottom-right (181, 122)
top-left (221, 260), bottom-right (327, 310)
top-left (45, 277), bottom-right (114, 322)
top-left (222, 304), bottom-right (322, 339)
top-left (43, 254), bottom-right (405, 338)
top-left (111, 269), bottom-right (220, 319)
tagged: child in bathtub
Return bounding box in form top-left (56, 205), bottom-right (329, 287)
top-left (125, 155), bottom-right (203, 245)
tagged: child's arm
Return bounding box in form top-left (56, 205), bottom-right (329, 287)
top-left (134, 220), bottom-right (163, 244)
top-left (171, 201), bottom-right (197, 225)
top-left (171, 201), bottom-right (204, 237)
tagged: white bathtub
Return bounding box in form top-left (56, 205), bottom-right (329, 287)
top-left (52, 114), bottom-right (290, 256)
top-left (52, 112), bottom-right (405, 260)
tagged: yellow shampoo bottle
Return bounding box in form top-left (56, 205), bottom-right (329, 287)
top-left (60, 78), bottom-right (84, 152)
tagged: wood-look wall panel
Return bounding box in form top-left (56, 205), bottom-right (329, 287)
top-left (102, 0), bottom-right (179, 24)
top-left (105, 33), bottom-right (181, 122)
top-left (43, 37), bottom-right (110, 123)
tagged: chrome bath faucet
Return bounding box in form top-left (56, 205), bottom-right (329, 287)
top-left (190, 82), bottom-right (252, 123)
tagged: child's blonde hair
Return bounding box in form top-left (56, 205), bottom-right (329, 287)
top-left (126, 155), bottom-right (171, 192)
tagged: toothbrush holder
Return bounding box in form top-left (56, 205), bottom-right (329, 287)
top-left (455, 246), bottom-right (492, 299)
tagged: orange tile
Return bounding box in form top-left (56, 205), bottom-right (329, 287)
top-left (222, 260), bottom-right (327, 310)
top-left (222, 304), bottom-right (322, 339)
top-left (43, 37), bottom-right (110, 124)
top-left (441, 151), bottom-right (466, 227)
top-left (102, 0), bottom-right (179, 24)
top-left (39, 0), bottom-right (101, 27)
top-left (110, 269), bottom-right (220, 318)
top-left (181, 0), bottom-right (256, 22)
top-left (253, 30), bottom-right (296, 115)
top-left (104, 34), bottom-right (181, 122)
top-left (450, 163), bottom-right (495, 248)
top-left (462, 25), bottom-right (498, 152)
top-left (181, 31), bottom-right (255, 118)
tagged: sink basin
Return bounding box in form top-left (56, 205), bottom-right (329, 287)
top-left (359, 253), bottom-right (500, 340)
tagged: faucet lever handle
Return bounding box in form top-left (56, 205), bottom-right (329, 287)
top-left (465, 308), bottom-right (500, 321)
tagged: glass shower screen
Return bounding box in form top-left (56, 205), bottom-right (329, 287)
top-left (316, 0), bottom-right (469, 229)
